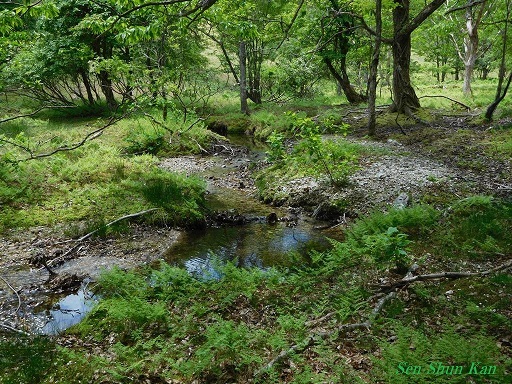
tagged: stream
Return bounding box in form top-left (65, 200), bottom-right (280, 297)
top-left (2, 135), bottom-right (342, 334)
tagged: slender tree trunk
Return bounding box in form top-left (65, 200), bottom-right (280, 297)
top-left (96, 41), bottom-right (117, 110)
top-left (80, 70), bottom-right (95, 105)
top-left (324, 57), bottom-right (365, 104)
top-left (220, 41), bottom-right (239, 84)
top-left (239, 41), bottom-right (249, 115)
top-left (462, 27), bottom-right (478, 96)
top-left (368, 0), bottom-right (382, 136)
top-left (436, 57), bottom-right (440, 82)
top-left (485, 0), bottom-right (511, 120)
top-left (99, 72), bottom-right (117, 110)
top-left (247, 40), bottom-right (262, 104)
top-left (462, 1), bottom-right (487, 96)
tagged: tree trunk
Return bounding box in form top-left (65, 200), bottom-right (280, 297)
top-left (95, 40), bottom-right (117, 110)
top-left (462, 1), bottom-right (487, 96)
top-left (80, 70), bottom-right (95, 105)
top-left (324, 57), bottom-right (365, 104)
top-left (98, 71), bottom-right (117, 110)
top-left (239, 41), bottom-right (249, 115)
top-left (462, 28), bottom-right (478, 96)
top-left (368, 0), bottom-right (382, 136)
top-left (390, 0), bottom-right (420, 113)
top-left (485, 0), bottom-right (511, 120)
top-left (485, 72), bottom-right (512, 121)
top-left (246, 40), bottom-right (262, 104)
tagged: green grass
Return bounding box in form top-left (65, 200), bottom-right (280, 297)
top-left (0, 111), bottom-right (209, 231)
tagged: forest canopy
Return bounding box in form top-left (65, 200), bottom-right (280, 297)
top-left (0, 0), bottom-right (510, 125)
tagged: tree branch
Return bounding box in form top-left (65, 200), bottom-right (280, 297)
top-left (418, 95), bottom-right (471, 110)
top-left (380, 259), bottom-right (512, 291)
top-left (445, 0), bottom-right (486, 15)
top-left (17, 113), bottom-right (128, 162)
top-left (96, 0), bottom-right (217, 39)
top-left (401, 0), bottom-right (447, 37)
top-left (0, 275), bottom-right (21, 314)
top-left (47, 208), bottom-right (161, 267)
top-left (276, 0), bottom-right (305, 50)
top-left (0, 105), bottom-right (74, 125)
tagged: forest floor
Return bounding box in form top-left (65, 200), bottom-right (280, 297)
top-left (1, 111), bottom-right (511, 383)
top-left (1, 114), bottom-right (510, 333)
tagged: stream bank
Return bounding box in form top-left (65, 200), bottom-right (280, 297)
top-left (1, 122), bottom-right (510, 335)
top-left (0, 135), bottom-right (342, 334)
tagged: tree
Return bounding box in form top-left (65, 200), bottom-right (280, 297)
top-left (317, 1), bottom-right (367, 104)
top-left (388, 0), bottom-right (447, 114)
top-left (447, 0), bottom-right (489, 96)
top-left (203, 0), bottom-right (296, 111)
top-left (485, 0), bottom-right (512, 120)
top-left (354, 0), bottom-right (448, 113)
top-left (415, 4), bottom-right (461, 83)
top-left (368, 0), bottom-right (383, 136)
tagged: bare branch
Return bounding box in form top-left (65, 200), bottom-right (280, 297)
top-left (418, 95), bottom-right (471, 110)
top-left (380, 259), bottom-right (512, 291)
top-left (21, 113), bottom-right (127, 161)
top-left (401, 0), bottom-right (447, 37)
top-left (0, 275), bottom-right (21, 314)
top-left (0, 322), bottom-right (30, 335)
top-left (276, 0), bottom-right (305, 50)
top-left (96, 0), bottom-right (217, 39)
top-left (47, 208), bottom-right (162, 267)
top-left (445, 0), bottom-right (487, 15)
top-left (0, 105), bottom-right (74, 125)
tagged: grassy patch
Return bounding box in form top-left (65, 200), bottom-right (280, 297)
top-left (0, 113), bottom-right (209, 231)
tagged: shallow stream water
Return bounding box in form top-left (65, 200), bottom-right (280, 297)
top-left (29, 135), bottom-right (341, 333)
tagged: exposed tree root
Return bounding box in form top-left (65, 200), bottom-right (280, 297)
top-left (254, 259), bottom-right (512, 378)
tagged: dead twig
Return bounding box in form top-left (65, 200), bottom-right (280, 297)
top-left (0, 275), bottom-right (21, 314)
top-left (47, 208), bottom-right (161, 267)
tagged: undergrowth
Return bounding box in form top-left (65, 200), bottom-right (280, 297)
top-left (3, 197), bottom-right (508, 383)
top-left (0, 113), bottom-right (209, 231)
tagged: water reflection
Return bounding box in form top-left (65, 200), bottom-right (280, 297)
top-left (39, 286), bottom-right (96, 335)
top-left (164, 222), bottom-right (334, 278)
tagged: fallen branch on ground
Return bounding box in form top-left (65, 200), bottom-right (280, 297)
top-left (254, 259), bottom-right (511, 377)
top-left (418, 95), bottom-right (471, 111)
top-left (379, 259), bottom-right (512, 291)
top-left (47, 208), bottom-right (161, 267)
top-left (0, 275), bottom-right (21, 314)
top-left (0, 322), bottom-right (30, 336)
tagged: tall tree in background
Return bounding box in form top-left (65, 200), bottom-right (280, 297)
top-left (203, 0), bottom-right (291, 111)
top-left (368, 0), bottom-right (382, 136)
top-left (447, 0), bottom-right (489, 96)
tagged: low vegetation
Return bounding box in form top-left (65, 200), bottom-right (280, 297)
top-left (0, 111), bottom-right (213, 231)
top-left (2, 196), bottom-right (510, 383)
